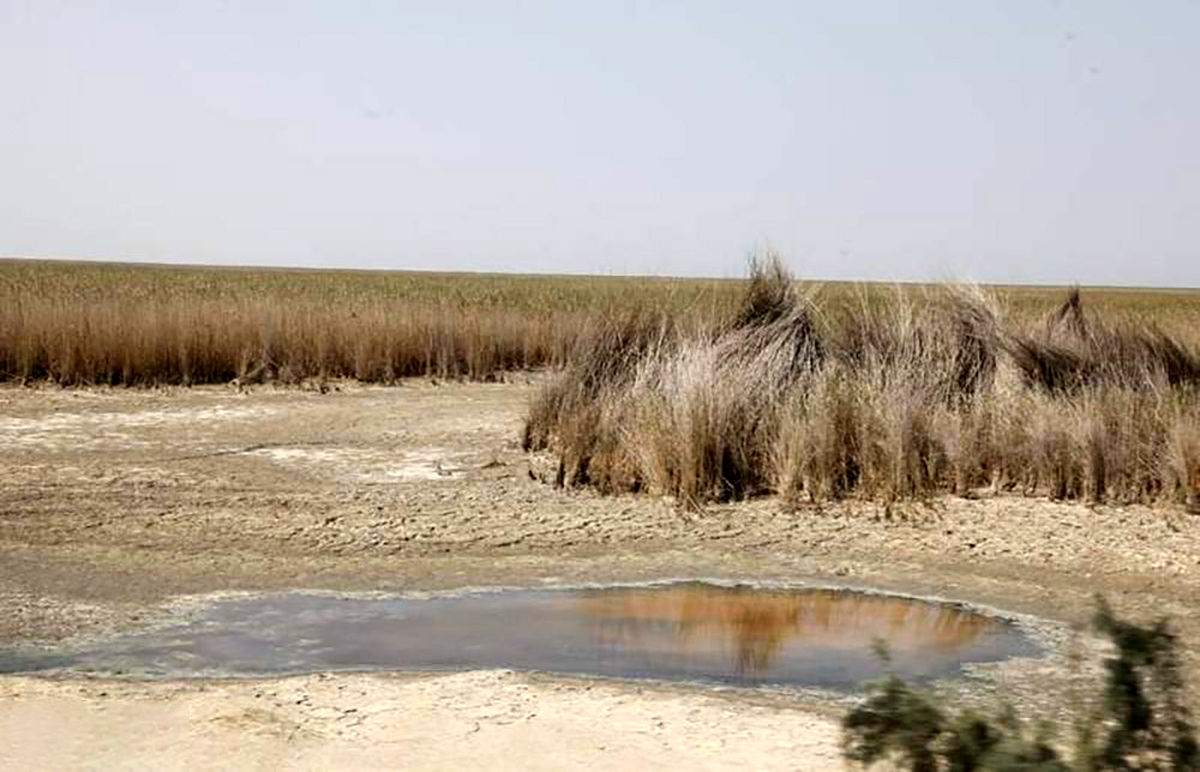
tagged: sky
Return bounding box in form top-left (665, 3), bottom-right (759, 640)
top-left (2, 1), bottom-right (1198, 286)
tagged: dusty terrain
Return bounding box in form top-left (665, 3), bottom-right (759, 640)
top-left (0, 671), bottom-right (843, 771)
top-left (2, 380), bottom-right (1199, 769)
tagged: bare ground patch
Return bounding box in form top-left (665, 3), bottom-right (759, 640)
top-left (2, 381), bottom-right (1199, 766)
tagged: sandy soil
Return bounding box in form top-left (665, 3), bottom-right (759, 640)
top-left (2, 380), bottom-right (1199, 769)
top-left (0, 671), bottom-right (843, 771)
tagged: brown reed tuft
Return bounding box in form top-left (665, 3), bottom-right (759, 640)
top-left (526, 259), bottom-right (1200, 508)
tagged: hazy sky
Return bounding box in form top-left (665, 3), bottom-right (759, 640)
top-left (3, 1), bottom-right (1198, 285)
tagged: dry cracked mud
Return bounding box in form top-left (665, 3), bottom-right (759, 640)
top-left (1, 380), bottom-right (1198, 769)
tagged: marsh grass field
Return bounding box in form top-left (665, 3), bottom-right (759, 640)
top-left (3, 257), bottom-right (1199, 387)
top-left (4, 257), bottom-right (1200, 512)
top-left (0, 258), bottom-right (739, 385)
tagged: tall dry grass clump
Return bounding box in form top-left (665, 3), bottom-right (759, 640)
top-left (773, 285), bottom-right (1004, 504)
top-left (525, 258), bottom-right (1200, 509)
top-left (1007, 287), bottom-right (1200, 393)
top-left (525, 254), bottom-right (821, 504)
top-left (521, 308), bottom-right (674, 485)
top-left (621, 294), bottom-right (820, 503)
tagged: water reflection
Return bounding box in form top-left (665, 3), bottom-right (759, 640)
top-left (579, 584), bottom-right (994, 676)
top-left (1, 583), bottom-right (1037, 689)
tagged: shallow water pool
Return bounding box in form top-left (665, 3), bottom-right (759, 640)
top-left (1, 582), bottom-right (1040, 690)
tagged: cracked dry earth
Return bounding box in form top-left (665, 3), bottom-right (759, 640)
top-left (1, 380), bottom-right (1199, 770)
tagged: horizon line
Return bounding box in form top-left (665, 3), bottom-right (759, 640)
top-left (3, 253), bottom-right (1197, 293)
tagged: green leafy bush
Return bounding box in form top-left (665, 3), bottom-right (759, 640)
top-left (841, 599), bottom-right (1198, 771)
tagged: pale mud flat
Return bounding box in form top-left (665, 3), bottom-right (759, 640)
top-left (2, 381), bottom-right (1199, 769)
top-left (0, 671), bottom-right (842, 771)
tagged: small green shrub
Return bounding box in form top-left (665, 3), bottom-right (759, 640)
top-left (841, 599), bottom-right (1198, 771)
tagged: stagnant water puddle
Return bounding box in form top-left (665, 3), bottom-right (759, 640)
top-left (1, 583), bottom-right (1040, 690)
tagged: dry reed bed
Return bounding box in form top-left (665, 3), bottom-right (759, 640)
top-left (3, 297), bottom-right (578, 384)
top-left (0, 260), bottom-right (738, 385)
top-left (5, 258), bottom-right (1200, 507)
top-left (525, 258), bottom-right (1200, 509)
